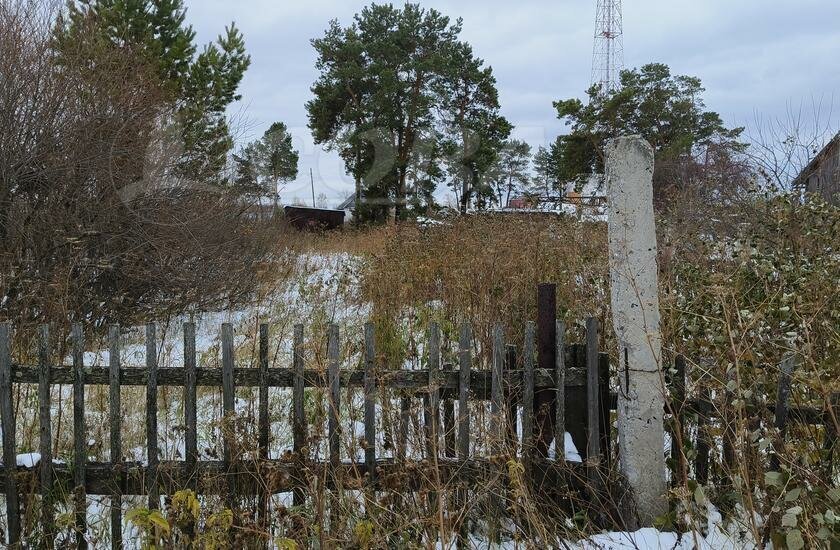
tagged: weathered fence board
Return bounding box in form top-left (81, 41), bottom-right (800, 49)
top-left (0, 315), bottom-right (832, 548)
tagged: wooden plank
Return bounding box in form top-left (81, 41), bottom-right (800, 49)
top-left (0, 457), bottom-right (590, 496)
top-left (9, 363), bottom-right (589, 391)
top-left (428, 322), bottom-right (440, 458)
top-left (598, 352), bottom-right (611, 471)
top-left (554, 321), bottom-right (566, 462)
top-left (0, 323), bottom-right (20, 546)
top-left (327, 323), bottom-right (340, 532)
top-left (489, 324), bottom-right (505, 544)
top-left (825, 393), bottom-right (839, 478)
top-left (72, 322), bottom-right (87, 548)
top-left (38, 324), bottom-right (55, 541)
top-left (695, 382), bottom-right (710, 485)
top-left (535, 283), bottom-right (558, 458)
top-left (443, 362), bottom-right (456, 459)
top-left (505, 345), bottom-right (518, 452)
top-left (183, 322), bottom-right (198, 489)
top-left (585, 317), bottom-right (601, 476)
top-left (522, 322), bottom-right (536, 463)
top-left (770, 356), bottom-right (795, 471)
top-left (108, 325), bottom-right (122, 550)
top-left (669, 355), bottom-right (687, 488)
top-left (457, 324), bottom-right (471, 459)
top-left (221, 322), bottom-right (236, 506)
top-left (146, 323), bottom-right (159, 511)
top-left (363, 323), bottom-right (377, 482)
top-left (258, 323), bottom-right (270, 531)
top-left (328, 324), bottom-right (340, 470)
top-left (292, 324), bottom-right (305, 507)
top-left (398, 396), bottom-right (410, 462)
top-left (456, 323), bottom-right (471, 550)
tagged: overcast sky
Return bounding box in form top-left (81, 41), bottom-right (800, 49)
top-left (184, 0), bottom-right (840, 207)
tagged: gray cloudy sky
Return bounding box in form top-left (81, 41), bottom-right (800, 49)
top-left (184, 0), bottom-right (840, 206)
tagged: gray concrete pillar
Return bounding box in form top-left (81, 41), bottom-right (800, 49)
top-left (606, 136), bottom-right (668, 525)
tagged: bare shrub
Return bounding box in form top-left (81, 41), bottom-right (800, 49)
top-left (0, 1), bottom-right (279, 333)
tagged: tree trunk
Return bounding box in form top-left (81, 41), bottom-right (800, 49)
top-left (606, 136), bottom-right (667, 527)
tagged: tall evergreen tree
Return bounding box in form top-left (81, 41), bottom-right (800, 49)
top-left (551, 63), bottom-right (744, 199)
top-left (307, 3), bottom-right (509, 222)
top-left (54, 0), bottom-right (251, 185)
top-left (487, 139), bottom-right (531, 207)
top-left (233, 122), bottom-right (299, 205)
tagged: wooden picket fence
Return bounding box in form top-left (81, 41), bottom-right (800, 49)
top-left (0, 315), bottom-right (836, 548)
top-left (0, 317), bottom-right (612, 548)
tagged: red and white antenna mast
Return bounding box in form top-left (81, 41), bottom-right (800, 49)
top-left (591, 0), bottom-right (624, 95)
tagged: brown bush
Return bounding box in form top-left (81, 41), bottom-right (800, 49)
top-left (0, 1), bottom-right (279, 334)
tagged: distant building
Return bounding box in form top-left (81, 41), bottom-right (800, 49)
top-left (794, 132), bottom-right (840, 205)
top-left (283, 206), bottom-right (345, 231)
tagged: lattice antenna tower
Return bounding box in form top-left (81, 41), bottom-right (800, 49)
top-left (591, 0), bottom-right (624, 95)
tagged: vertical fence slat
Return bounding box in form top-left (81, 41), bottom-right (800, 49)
top-left (258, 323), bottom-right (269, 533)
top-left (398, 396), bottom-right (410, 462)
top-left (535, 283), bottom-right (557, 458)
top-left (145, 323), bottom-right (158, 511)
top-left (184, 322), bottom-right (197, 490)
top-left (669, 355), bottom-right (687, 488)
top-left (598, 352), bottom-right (611, 471)
top-left (522, 322), bottom-right (536, 463)
top-left (505, 345), bottom-right (518, 453)
top-left (695, 381), bottom-right (711, 485)
top-left (108, 325), bottom-right (122, 549)
top-left (489, 324), bottom-right (505, 544)
top-left (38, 325), bottom-right (54, 540)
top-left (554, 321), bottom-right (566, 462)
top-left (443, 362), bottom-right (456, 459)
top-left (585, 317), bottom-right (601, 479)
top-left (328, 324), bottom-right (340, 471)
top-left (292, 324), bottom-right (305, 506)
top-left (456, 323), bottom-right (472, 548)
top-left (770, 355), bottom-right (795, 471)
top-left (0, 323), bottom-right (20, 546)
top-left (363, 323), bottom-right (377, 482)
top-left (221, 323), bottom-right (236, 509)
top-left (428, 322), bottom-right (440, 458)
top-left (72, 322), bottom-right (87, 548)
top-left (327, 324), bottom-right (340, 532)
top-left (825, 393), bottom-right (839, 478)
top-left (458, 324), bottom-right (472, 459)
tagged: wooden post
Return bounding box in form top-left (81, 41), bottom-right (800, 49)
top-left (770, 356), bottom-right (795, 471)
top-left (489, 324), bottom-right (505, 544)
top-left (145, 323), bottom-right (158, 511)
top-left (38, 324), bottom-right (55, 542)
top-left (505, 345), bottom-right (518, 454)
top-left (824, 393), bottom-right (839, 478)
top-left (457, 324), bottom-right (472, 460)
top-left (554, 321), bottom-right (566, 462)
top-left (221, 323), bottom-right (236, 507)
top-left (669, 355), bottom-right (687, 488)
top-left (327, 324), bottom-right (340, 530)
top-left (585, 317), bottom-right (601, 482)
top-left (443, 362), bottom-right (456, 459)
top-left (695, 382), bottom-right (711, 486)
top-left (535, 284), bottom-right (557, 458)
top-left (108, 325), bottom-right (122, 549)
top-left (427, 322), bottom-right (440, 458)
top-left (258, 323), bottom-right (270, 531)
top-left (292, 324), bottom-right (306, 506)
top-left (73, 323), bottom-right (87, 548)
top-left (0, 323), bottom-right (20, 546)
top-left (522, 322), bottom-right (536, 467)
top-left (184, 322), bottom-right (198, 491)
top-left (456, 323), bottom-right (471, 548)
top-left (363, 323), bottom-right (377, 483)
top-left (599, 352), bottom-right (612, 471)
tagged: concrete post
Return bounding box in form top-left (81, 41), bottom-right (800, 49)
top-left (606, 136), bottom-right (667, 525)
